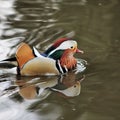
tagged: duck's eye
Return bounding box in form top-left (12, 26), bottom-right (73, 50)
top-left (71, 46), bottom-right (73, 49)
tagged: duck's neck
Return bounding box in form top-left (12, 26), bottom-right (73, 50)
top-left (60, 50), bottom-right (77, 70)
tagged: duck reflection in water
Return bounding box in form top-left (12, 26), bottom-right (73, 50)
top-left (15, 72), bottom-right (85, 100)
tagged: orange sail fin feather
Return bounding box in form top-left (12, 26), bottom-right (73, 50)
top-left (16, 43), bottom-right (35, 68)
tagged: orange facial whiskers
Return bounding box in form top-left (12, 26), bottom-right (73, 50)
top-left (60, 49), bottom-right (77, 70)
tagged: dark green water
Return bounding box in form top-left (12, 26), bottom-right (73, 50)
top-left (0, 0), bottom-right (120, 120)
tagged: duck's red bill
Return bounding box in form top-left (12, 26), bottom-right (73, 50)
top-left (76, 49), bottom-right (84, 54)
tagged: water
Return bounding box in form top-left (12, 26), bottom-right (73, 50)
top-left (0, 0), bottom-right (120, 120)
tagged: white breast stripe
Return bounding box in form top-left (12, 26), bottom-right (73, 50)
top-left (57, 60), bottom-right (64, 74)
top-left (64, 65), bottom-right (68, 72)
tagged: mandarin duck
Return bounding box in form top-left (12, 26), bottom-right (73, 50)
top-left (1, 38), bottom-right (84, 76)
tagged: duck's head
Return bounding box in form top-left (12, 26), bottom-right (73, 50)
top-left (44, 38), bottom-right (83, 60)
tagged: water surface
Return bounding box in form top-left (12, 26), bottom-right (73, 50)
top-left (0, 0), bottom-right (120, 120)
